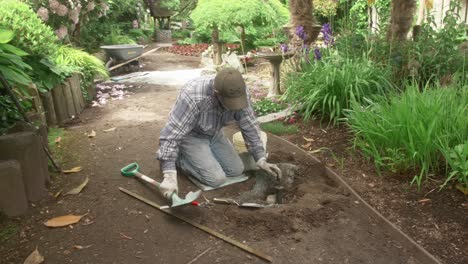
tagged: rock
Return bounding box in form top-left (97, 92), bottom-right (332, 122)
top-left (222, 52), bottom-right (245, 73)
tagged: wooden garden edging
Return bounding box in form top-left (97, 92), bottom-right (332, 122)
top-left (41, 73), bottom-right (96, 126)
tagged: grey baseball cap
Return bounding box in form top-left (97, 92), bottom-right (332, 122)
top-left (214, 68), bottom-right (248, 110)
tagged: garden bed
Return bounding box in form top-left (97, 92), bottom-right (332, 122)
top-left (275, 119), bottom-right (467, 264)
top-left (167, 128), bottom-right (439, 263)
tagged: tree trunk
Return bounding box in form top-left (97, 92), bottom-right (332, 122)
top-left (387, 0), bottom-right (417, 41)
top-left (288, 0), bottom-right (319, 45)
top-left (240, 25), bottom-right (246, 55)
top-left (212, 26), bottom-right (222, 65)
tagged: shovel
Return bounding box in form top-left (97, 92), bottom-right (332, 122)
top-left (120, 163), bottom-right (202, 209)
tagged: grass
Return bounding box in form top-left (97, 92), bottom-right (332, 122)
top-left (284, 55), bottom-right (394, 124)
top-left (261, 121), bottom-right (298, 135)
top-left (346, 83), bottom-right (467, 188)
top-left (0, 213), bottom-right (18, 244)
top-left (47, 127), bottom-right (64, 167)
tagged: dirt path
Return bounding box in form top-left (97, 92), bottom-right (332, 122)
top-left (0, 51), bottom-right (435, 264)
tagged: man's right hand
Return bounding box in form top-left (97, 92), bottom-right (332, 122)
top-left (159, 170), bottom-right (178, 199)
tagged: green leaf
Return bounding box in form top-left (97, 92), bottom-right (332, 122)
top-left (0, 28), bottom-right (14, 44)
top-left (0, 43), bottom-right (28, 56)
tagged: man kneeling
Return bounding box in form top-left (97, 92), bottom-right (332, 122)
top-left (157, 68), bottom-right (281, 199)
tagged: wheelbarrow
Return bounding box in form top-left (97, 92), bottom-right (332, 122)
top-left (100, 44), bottom-right (144, 70)
top-left (121, 163), bottom-right (202, 209)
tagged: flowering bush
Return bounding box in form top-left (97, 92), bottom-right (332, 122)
top-left (0, 0), bottom-right (59, 56)
top-left (31, 0), bottom-right (109, 40)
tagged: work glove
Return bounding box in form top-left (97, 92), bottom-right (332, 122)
top-left (159, 170), bottom-right (178, 200)
top-left (257, 157), bottom-right (282, 180)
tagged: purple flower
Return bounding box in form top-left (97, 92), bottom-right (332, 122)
top-left (279, 43), bottom-right (288, 53)
top-left (295, 25), bottom-right (307, 41)
top-left (314, 48), bottom-right (322, 60)
top-left (321, 23), bottom-right (334, 46)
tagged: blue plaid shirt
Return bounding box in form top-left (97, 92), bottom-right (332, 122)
top-left (157, 75), bottom-right (265, 171)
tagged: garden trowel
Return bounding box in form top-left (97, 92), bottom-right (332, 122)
top-left (120, 163), bottom-right (201, 209)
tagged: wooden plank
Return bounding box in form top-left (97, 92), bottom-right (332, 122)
top-left (108, 47), bottom-right (161, 71)
top-left (62, 80), bottom-right (76, 118)
top-left (39, 91), bottom-right (57, 126)
top-left (51, 84), bottom-right (68, 124)
top-left (118, 187), bottom-right (273, 263)
top-left (68, 74), bottom-right (84, 113)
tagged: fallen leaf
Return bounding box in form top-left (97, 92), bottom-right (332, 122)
top-left (44, 213), bottom-right (87, 227)
top-left (103, 127), bottom-right (116, 132)
top-left (87, 130), bottom-right (96, 138)
top-left (63, 167), bottom-right (82, 174)
top-left (301, 142), bottom-right (312, 149)
top-left (73, 245), bottom-right (92, 250)
top-left (303, 136), bottom-right (314, 142)
top-left (65, 177), bottom-right (89, 195)
top-left (418, 198), bottom-right (431, 203)
top-left (23, 247), bottom-right (44, 264)
top-left (456, 184), bottom-right (468, 195)
top-left (54, 190), bottom-right (62, 198)
top-left (54, 137), bottom-right (61, 144)
top-left (309, 148), bottom-right (326, 154)
top-left (120, 232), bottom-right (133, 240)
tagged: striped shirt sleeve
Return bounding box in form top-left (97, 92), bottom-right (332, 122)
top-left (157, 89), bottom-right (200, 171)
top-left (237, 99), bottom-right (265, 162)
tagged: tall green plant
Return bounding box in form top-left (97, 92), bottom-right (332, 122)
top-left (52, 46), bottom-right (108, 98)
top-left (284, 55), bottom-right (394, 124)
top-left (346, 84), bottom-right (468, 188)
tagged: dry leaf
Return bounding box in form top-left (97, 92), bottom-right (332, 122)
top-left (103, 127), bottom-right (116, 132)
top-left (418, 198), bottom-right (431, 203)
top-left (66, 177), bottom-right (89, 195)
top-left (87, 130), bottom-right (96, 138)
top-left (54, 190), bottom-right (62, 198)
top-left (309, 148), bottom-right (326, 154)
top-left (303, 136), bottom-right (314, 142)
top-left (23, 247), bottom-right (44, 264)
top-left (54, 137), bottom-right (61, 144)
top-left (63, 167), bottom-right (82, 174)
top-left (73, 245), bottom-right (92, 250)
top-left (44, 213), bottom-right (87, 227)
top-left (120, 232), bottom-right (133, 240)
top-left (301, 142), bottom-right (312, 149)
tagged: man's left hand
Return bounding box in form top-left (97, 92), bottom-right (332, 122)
top-left (257, 157), bottom-right (282, 180)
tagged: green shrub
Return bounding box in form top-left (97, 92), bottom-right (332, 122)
top-left (52, 46), bottom-right (108, 98)
top-left (253, 36), bottom-right (286, 48)
top-left (260, 121), bottom-right (298, 135)
top-left (440, 142), bottom-right (468, 189)
top-left (0, 0), bottom-right (58, 56)
top-left (172, 29), bottom-right (191, 39)
top-left (103, 27), bottom-right (136, 45)
top-left (284, 55), bottom-right (394, 124)
top-left (346, 84), bottom-right (468, 188)
top-left (253, 97), bottom-right (287, 117)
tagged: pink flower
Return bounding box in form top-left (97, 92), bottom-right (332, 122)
top-left (55, 25), bottom-right (68, 39)
top-left (87, 1), bottom-right (96, 12)
top-left (37, 7), bottom-right (49, 22)
top-left (69, 9), bottom-right (79, 24)
top-left (56, 4), bottom-right (68, 16)
top-left (48, 0), bottom-right (60, 10)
